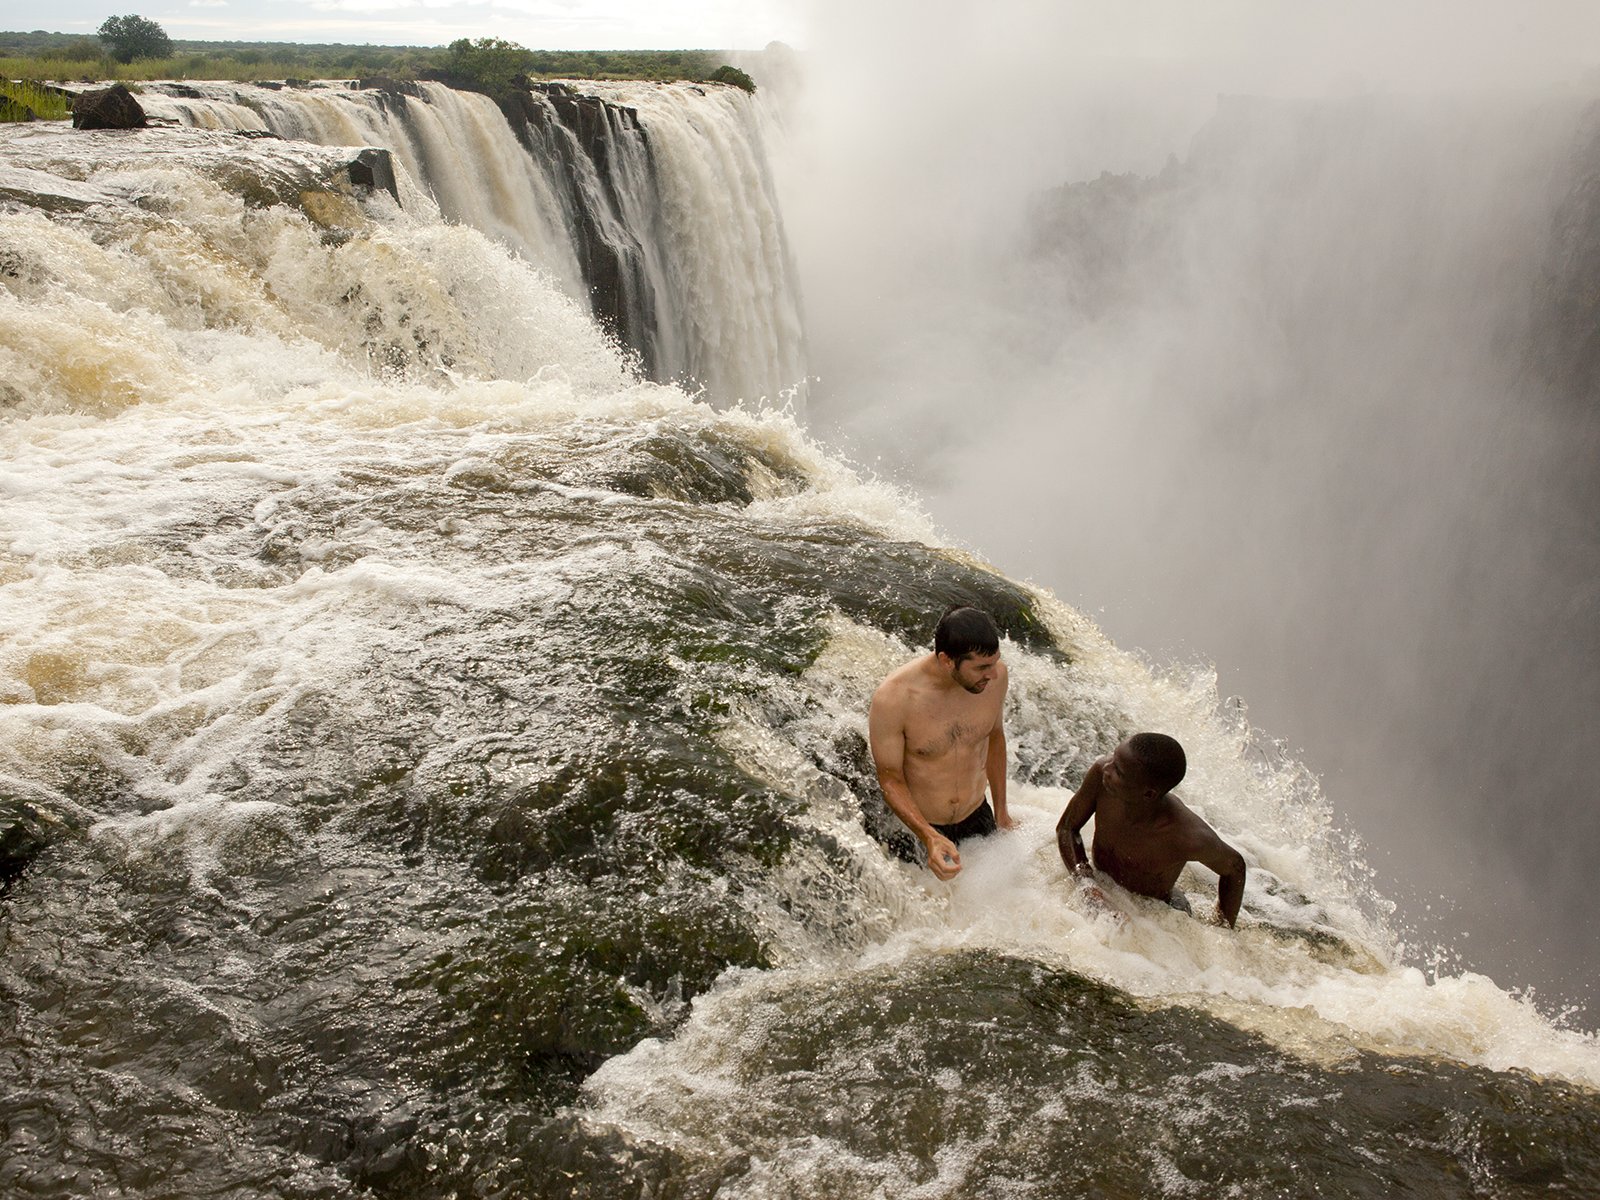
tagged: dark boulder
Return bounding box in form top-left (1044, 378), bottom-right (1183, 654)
top-left (72, 83), bottom-right (147, 130)
top-left (0, 801), bottom-right (50, 885)
top-left (355, 77), bottom-right (424, 99)
top-left (345, 147), bottom-right (399, 204)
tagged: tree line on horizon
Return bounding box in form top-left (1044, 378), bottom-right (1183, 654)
top-left (1, 19), bottom-right (758, 96)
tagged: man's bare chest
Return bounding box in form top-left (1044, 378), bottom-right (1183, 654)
top-left (1093, 801), bottom-right (1180, 856)
top-left (904, 707), bottom-right (993, 759)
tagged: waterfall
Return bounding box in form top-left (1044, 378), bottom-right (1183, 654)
top-left (6, 87), bottom-right (1600, 1200)
top-left (138, 78), bottom-right (806, 408)
top-left (579, 81), bottom-right (809, 408)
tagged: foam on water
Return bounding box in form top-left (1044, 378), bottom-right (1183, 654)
top-left (0, 132), bottom-right (842, 843)
top-left (584, 606), bottom-right (1600, 1174)
top-left (4, 110), bottom-right (1598, 1199)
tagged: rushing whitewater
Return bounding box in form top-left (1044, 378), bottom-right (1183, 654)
top-left (2, 102), bottom-right (1598, 1199)
top-left (134, 77), bottom-right (806, 407)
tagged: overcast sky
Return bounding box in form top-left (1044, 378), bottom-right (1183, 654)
top-left (16, 0), bottom-right (806, 50)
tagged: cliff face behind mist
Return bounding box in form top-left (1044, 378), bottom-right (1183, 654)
top-left (1539, 99), bottom-right (1600, 408)
top-left (1020, 91), bottom-right (1600, 1015)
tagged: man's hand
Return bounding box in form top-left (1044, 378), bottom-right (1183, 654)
top-left (926, 833), bottom-right (961, 880)
top-left (995, 810), bottom-right (1017, 831)
top-left (1076, 875), bottom-right (1127, 926)
top-left (1073, 866), bottom-right (1110, 905)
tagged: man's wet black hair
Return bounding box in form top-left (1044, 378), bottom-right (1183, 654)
top-left (1128, 732), bottom-right (1186, 794)
top-left (934, 606), bottom-right (1000, 662)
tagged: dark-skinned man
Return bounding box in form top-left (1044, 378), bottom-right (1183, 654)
top-left (1057, 732), bottom-right (1247, 926)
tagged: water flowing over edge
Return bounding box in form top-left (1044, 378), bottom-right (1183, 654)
top-left (136, 76), bottom-right (808, 409)
top-left (1, 95), bottom-right (1598, 1200)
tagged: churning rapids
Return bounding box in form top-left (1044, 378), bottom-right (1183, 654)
top-left (2, 80), bottom-right (1598, 1199)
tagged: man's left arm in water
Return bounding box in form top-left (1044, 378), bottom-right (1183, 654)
top-left (986, 666), bottom-right (1015, 830)
top-left (1174, 807), bottom-right (1247, 927)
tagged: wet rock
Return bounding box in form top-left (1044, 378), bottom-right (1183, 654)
top-left (0, 800), bottom-right (51, 884)
top-left (295, 149), bottom-right (399, 231)
top-left (355, 77), bottom-right (425, 100)
top-left (298, 190), bottom-right (366, 232)
top-left (499, 84), bottom-right (662, 377)
top-left (71, 83), bottom-right (147, 131)
top-left (344, 147), bottom-right (398, 203)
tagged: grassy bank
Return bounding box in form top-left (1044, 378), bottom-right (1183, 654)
top-left (0, 78), bottom-right (71, 120)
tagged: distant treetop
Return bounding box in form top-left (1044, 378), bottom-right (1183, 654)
top-left (96, 14), bottom-right (172, 63)
top-left (444, 36), bottom-right (533, 92)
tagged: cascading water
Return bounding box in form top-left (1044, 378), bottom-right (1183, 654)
top-left (577, 81), bottom-right (808, 409)
top-left (791, 81), bottom-right (1600, 1018)
top-left (136, 77), bottom-right (806, 408)
top-left (2, 91), bottom-right (1599, 1200)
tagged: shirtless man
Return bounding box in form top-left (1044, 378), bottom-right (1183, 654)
top-left (868, 607), bottom-right (1014, 880)
top-left (1056, 733), bottom-right (1247, 926)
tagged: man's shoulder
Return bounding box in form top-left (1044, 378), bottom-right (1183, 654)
top-left (1165, 794), bottom-right (1225, 840)
top-left (871, 657), bottom-right (925, 708)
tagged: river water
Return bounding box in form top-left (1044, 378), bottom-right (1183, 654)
top-left (2, 86), bottom-right (1598, 1199)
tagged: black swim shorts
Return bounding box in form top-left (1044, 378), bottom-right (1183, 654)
top-left (870, 799), bottom-right (999, 865)
top-left (932, 799), bottom-right (998, 844)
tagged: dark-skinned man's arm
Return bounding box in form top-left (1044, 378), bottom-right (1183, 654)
top-left (1055, 761), bottom-right (1103, 878)
top-left (1189, 828), bottom-right (1247, 928)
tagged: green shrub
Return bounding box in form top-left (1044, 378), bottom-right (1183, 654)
top-left (444, 36), bottom-right (534, 92)
top-left (706, 64), bottom-right (756, 93)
